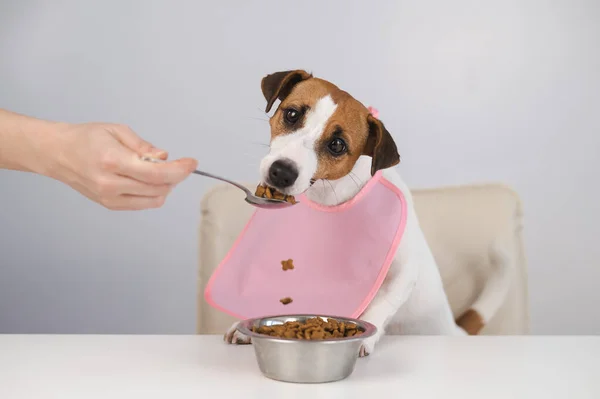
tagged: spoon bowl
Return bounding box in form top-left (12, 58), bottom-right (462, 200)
top-left (245, 196), bottom-right (296, 209)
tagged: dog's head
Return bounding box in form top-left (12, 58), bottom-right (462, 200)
top-left (259, 70), bottom-right (400, 195)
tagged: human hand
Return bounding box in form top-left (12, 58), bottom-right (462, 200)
top-left (42, 123), bottom-right (197, 210)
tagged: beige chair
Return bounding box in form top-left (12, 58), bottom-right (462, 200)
top-left (197, 182), bottom-right (530, 335)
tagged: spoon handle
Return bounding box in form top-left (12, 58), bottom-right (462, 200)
top-left (140, 156), bottom-right (253, 195)
top-left (191, 169), bottom-right (252, 194)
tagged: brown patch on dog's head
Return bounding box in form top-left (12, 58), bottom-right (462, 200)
top-left (261, 70), bottom-right (313, 113)
top-left (311, 92), bottom-right (373, 181)
top-left (260, 70), bottom-right (400, 193)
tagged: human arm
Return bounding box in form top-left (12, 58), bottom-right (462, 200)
top-left (0, 109), bottom-right (197, 210)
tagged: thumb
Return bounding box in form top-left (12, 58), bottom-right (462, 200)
top-left (174, 157), bottom-right (198, 174)
top-left (158, 157), bottom-right (198, 185)
top-left (111, 125), bottom-right (168, 159)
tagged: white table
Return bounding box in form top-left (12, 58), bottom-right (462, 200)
top-left (1, 335), bottom-right (598, 399)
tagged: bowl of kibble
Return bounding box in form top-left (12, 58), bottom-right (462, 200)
top-left (237, 314), bottom-right (377, 383)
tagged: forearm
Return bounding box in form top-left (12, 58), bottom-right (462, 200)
top-left (0, 109), bottom-right (63, 175)
top-left (361, 274), bottom-right (417, 329)
top-left (360, 256), bottom-right (419, 329)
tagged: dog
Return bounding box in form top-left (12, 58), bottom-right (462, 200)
top-left (224, 70), bottom-right (512, 356)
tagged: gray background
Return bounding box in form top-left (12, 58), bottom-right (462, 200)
top-left (1, 0), bottom-right (598, 334)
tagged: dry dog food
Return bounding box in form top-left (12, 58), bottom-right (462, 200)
top-left (281, 259), bottom-right (294, 271)
top-left (255, 184), bottom-right (297, 204)
top-left (279, 260), bottom-right (294, 304)
top-left (279, 297), bottom-right (293, 305)
top-left (252, 317), bottom-right (364, 340)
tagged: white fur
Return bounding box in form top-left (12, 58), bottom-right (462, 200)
top-left (229, 94), bottom-right (511, 356)
top-left (259, 95), bottom-right (337, 195)
top-left (472, 240), bottom-right (513, 323)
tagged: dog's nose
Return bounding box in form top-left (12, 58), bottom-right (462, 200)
top-left (268, 160), bottom-right (298, 188)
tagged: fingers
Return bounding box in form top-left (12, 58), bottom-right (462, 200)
top-left (103, 194), bottom-right (168, 211)
top-left (69, 179), bottom-right (169, 211)
top-left (103, 124), bottom-right (196, 184)
top-left (117, 177), bottom-right (172, 197)
top-left (92, 124), bottom-right (197, 210)
top-left (91, 157), bottom-right (192, 210)
top-left (92, 174), bottom-right (171, 199)
top-left (59, 122), bottom-right (191, 211)
top-left (98, 143), bottom-right (197, 185)
top-left (119, 155), bottom-right (198, 185)
top-left (110, 124), bottom-right (168, 159)
top-left (145, 149), bottom-right (169, 161)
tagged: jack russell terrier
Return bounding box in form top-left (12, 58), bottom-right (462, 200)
top-left (224, 70), bottom-right (511, 356)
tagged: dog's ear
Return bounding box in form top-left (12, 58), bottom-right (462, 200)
top-left (261, 70), bottom-right (312, 113)
top-left (363, 114), bottom-right (400, 175)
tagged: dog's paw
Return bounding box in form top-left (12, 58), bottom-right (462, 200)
top-left (358, 331), bottom-right (380, 357)
top-left (359, 344), bottom-right (371, 357)
top-left (359, 338), bottom-right (375, 357)
top-left (223, 321), bottom-right (252, 345)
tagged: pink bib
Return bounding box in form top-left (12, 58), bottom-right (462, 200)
top-left (204, 171), bottom-right (407, 320)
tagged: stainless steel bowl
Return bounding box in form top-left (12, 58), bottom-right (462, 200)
top-left (237, 314), bottom-right (377, 383)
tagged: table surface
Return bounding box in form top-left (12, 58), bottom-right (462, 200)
top-left (1, 335), bottom-right (599, 399)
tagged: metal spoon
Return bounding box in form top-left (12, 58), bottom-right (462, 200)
top-left (141, 156), bottom-right (296, 209)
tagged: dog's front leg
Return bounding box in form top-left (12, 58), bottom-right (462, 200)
top-left (358, 256), bottom-right (419, 357)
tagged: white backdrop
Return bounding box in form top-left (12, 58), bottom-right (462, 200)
top-left (1, 0), bottom-right (598, 334)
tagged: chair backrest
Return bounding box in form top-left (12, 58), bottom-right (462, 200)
top-left (197, 183), bottom-right (530, 335)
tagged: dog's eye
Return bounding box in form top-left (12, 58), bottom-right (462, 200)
top-left (327, 138), bottom-right (347, 156)
top-left (284, 109), bottom-right (301, 124)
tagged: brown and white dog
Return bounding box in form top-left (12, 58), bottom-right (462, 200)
top-left (225, 70), bottom-right (512, 356)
